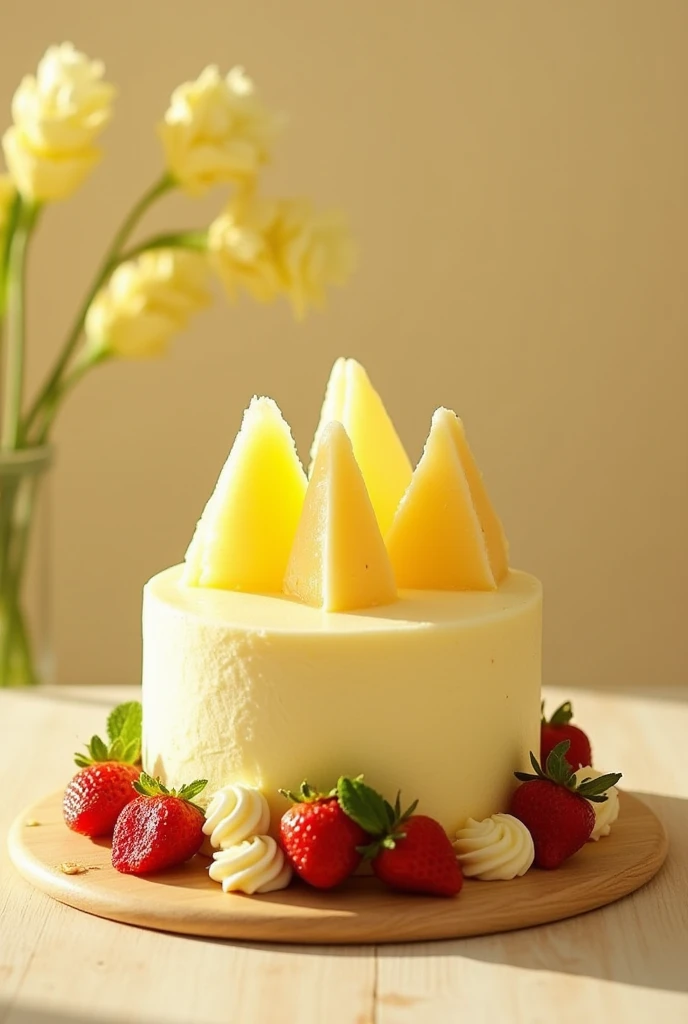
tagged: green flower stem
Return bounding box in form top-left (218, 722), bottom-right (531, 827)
top-left (1, 200), bottom-right (38, 451)
top-left (117, 230), bottom-right (209, 264)
top-left (23, 173), bottom-right (174, 444)
top-left (35, 352), bottom-right (109, 445)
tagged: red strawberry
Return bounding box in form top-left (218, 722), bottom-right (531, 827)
top-left (541, 700), bottom-right (592, 769)
top-left (112, 773), bottom-right (207, 875)
top-left (337, 777), bottom-right (463, 897)
top-left (510, 741), bottom-right (621, 869)
top-left (279, 781), bottom-right (367, 889)
top-left (62, 700), bottom-right (144, 837)
top-left (63, 762), bottom-right (140, 837)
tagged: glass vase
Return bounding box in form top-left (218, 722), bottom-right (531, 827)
top-left (0, 446), bottom-right (53, 686)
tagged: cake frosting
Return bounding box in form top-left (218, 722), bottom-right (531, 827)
top-left (142, 566), bottom-right (541, 833)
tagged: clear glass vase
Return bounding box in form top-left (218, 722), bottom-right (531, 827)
top-left (0, 446), bottom-right (53, 686)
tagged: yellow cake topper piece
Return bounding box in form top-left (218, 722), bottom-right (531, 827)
top-left (444, 412), bottom-right (509, 583)
top-left (285, 420), bottom-right (398, 612)
top-left (386, 407), bottom-right (505, 591)
top-left (309, 358), bottom-right (412, 537)
top-left (182, 396), bottom-right (307, 592)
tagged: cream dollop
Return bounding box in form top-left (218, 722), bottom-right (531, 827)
top-left (574, 766), bottom-right (620, 840)
top-left (202, 783), bottom-right (271, 850)
top-left (453, 813), bottom-right (534, 880)
top-left (209, 836), bottom-right (292, 894)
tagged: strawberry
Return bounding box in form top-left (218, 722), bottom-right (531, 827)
top-left (62, 700), bottom-right (143, 837)
top-left (541, 700), bottom-right (592, 769)
top-left (337, 777), bottom-right (463, 897)
top-left (510, 741), bottom-right (621, 869)
top-left (63, 762), bottom-right (140, 837)
top-left (111, 773), bottom-right (207, 875)
top-left (278, 781), bottom-right (368, 889)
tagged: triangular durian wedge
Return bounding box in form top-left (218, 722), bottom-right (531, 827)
top-left (444, 413), bottom-right (509, 583)
top-left (386, 408), bottom-right (500, 590)
top-left (285, 421), bottom-right (397, 611)
top-left (310, 358), bottom-right (412, 536)
top-left (182, 397), bottom-right (307, 592)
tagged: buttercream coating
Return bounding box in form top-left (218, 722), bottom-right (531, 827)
top-left (142, 565), bottom-right (542, 834)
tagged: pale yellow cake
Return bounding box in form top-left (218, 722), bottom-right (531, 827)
top-left (141, 358), bottom-right (543, 834)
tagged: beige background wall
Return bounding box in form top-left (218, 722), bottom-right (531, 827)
top-left (1, 1), bottom-right (687, 688)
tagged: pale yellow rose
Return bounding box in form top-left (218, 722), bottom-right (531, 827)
top-left (2, 42), bottom-right (115, 202)
top-left (84, 250), bottom-right (212, 360)
top-left (0, 174), bottom-right (16, 233)
top-left (159, 66), bottom-right (281, 196)
top-left (209, 196), bottom-right (355, 317)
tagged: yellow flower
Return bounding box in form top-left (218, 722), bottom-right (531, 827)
top-left (158, 66), bottom-right (281, 196)
top-left (84, 250), bottom-right (211, 360)
top-left (2, 42), bottom-right (115, 202)
top-left (209, 197), bottom-right (355, 317)
top-left (0, 174), bottom-right (16, 233)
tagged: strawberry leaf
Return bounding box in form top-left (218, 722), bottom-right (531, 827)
top-left (548, 701), bottom-right (574, 726)
top-left (177, 779), bottom-right (208, 803)
top-left (577, 772), bottom-right (622, 802)
top-left (133, 772), bottom-right (169, 798)
top-left (89, 734), bottom-right (109, 762)
top-left (337, 777), bottom-right (393, 836)
top-left (120, 738), bottom-right (140, 764)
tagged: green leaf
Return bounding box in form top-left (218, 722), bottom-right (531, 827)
top-left (544, 740), bottom-right (573, 784)
top-left (120, 738), bottom-right (140, 765)
top-left (337, 777), bottom-right (393, 836)
top-left (178, 779), bottom-right (208, 803)
top-left (89, 734), bottom-right (109, 762)
top-left (549, 701), bottom-right (574, 726)
top-left (109, 737), bottom-right (124, 762)
top-left (133, 772), bottom-right (168, 798)
top-left (74, 753), bottom-right (91, 768)
top-left (578, 772), bottom-right (622, 800)
top-left (107, 702), bottom-right (142, 759)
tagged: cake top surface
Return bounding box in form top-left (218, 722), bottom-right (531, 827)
top-left (147, 565), bottom-right (541, 636)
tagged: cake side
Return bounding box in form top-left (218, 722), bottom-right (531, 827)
top-left (142, 566), bottom-right (542, 834)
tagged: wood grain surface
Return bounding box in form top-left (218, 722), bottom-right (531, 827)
top-left (7, 789), bottom-right (667, 945)
top-left (1, 685), bottom-right (687, 1024)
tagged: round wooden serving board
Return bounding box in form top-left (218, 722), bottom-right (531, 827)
top-left (8, 790), bottom-right (667, 945)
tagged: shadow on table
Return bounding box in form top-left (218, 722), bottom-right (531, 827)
top-left (378, 792), bottom-right (687, 996)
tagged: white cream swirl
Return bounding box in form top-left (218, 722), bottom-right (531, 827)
top-left (202, 783), bottom-right (271, 850)
top-left (453, 813), bottom-right (534, 880)
top-left (574, 766), bottom-right (620, 840)
top-left (209, 836), bottom-right (292, 894)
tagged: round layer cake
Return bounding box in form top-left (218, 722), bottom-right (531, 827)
top-left (142, 566), bottom-right (542, 833)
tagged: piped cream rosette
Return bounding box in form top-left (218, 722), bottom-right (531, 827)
top-left (453, 812), bottom-right (534, 880)
top-left (203, 783), bottom-right (292, 894)
top-left (574, 766), bottom-right (620, 840)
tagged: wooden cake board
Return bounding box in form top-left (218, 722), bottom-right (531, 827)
top-left (8, 790), bottom-right (667, 945)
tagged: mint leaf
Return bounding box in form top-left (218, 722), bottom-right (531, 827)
top-left (337, 777), bottom-right (394, 836)
top-left (107, 701), bottom-right (142, 755)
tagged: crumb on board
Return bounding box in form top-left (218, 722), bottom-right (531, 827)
top-left (25, 819), bottom-right (41, 827)
top-left (58, 861), bottom-right (88, 875)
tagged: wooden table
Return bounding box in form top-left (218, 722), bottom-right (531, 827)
top-left (1, 685), bottom-right (686, 1024)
